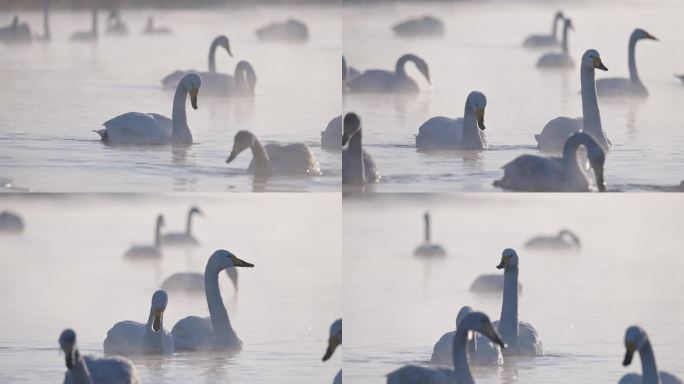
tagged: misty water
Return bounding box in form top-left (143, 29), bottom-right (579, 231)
top-left (343, 0), bottom-right (684, 192)
top-left (343, 194), bottom-right (684, 383)
top-left (0, 5), bottom-right (341, 192)
top-left (0, 194), bottom-right (341, 383)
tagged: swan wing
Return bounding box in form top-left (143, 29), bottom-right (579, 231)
top-left (102, 112), bottom-right (172, 145)
top-left (596, 77), bottom-right (647, 97)
top-left (393, 16), bottom-right (444, 37)
top-left (83, 355), bottom-right (139, 384)
top-left (523, 34), bottom-right (557, 47)
top-left (618, 374), bottom-right (641, 384)
top-left (470, 274), bottom-right (522, 293)
top-left (363, 149), bottom-right (381, 183)
top-left (334, 370), bottom-right (342, 384)
top-left (535, 117), bottom-right (582, 152)
top-left (262, 143), bottom-right (322, 176)
top-left (661, 372), bottom-right (684, 384)
top-left (161, 273), bottom-right (204, 291)
top-left (162, 232), bottom-right (198, 245)
top-left (387, 365), bottom-right (454, 384)
top-left (495, 154), bottom-right (567, 192)
top-left (346, 70), bottom-right (398, 93)
top-left (537, 53), bottom-right (574, 68)
top-left (517, 321), bottom-right (544, 355)
top-left (416, 117), bottom-right (463, 149)
top-left (431, 331), bottom-right (454, 365)
top-left (171, 316), bottom-right (213, 351)
top-left (321, 116), bottom-right (342, 149)
top-left (103, 321), bottom-right (146, 354)
top-left (196, 71), bottom-right (235, 95)
top-left (161, 70), bottom-right (191, 88)
top-left (124, 245), bottom-right (161, 258)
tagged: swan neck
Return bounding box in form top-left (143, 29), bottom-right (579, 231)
top-left (43, 0), bottom-right (50, 39)
top-left (208, 40), bottom-right (220, 72)
top-left (461, 105), bottom-right (483, 149)
top-left (154, 219), bottom-right (162, 247)
top-left (185, 211), bottom-right (194, 235)
top-left (628, 37), bottom-right (642, 85)
top-left (500, 267), bottom-right (519, 344)
top-left (562, 23), bottom-right (569, 53)
top-left (204, 263), bottom-right (234, 342)
top-left (580, 66), bottom-right (603, 139)
top-left (424, 214), bottom-right (431, 243)
top-left (250, 136), bottom-right (271, 174)
top-left (395, 55), bottom-right (412, 77)
top-left (172, 83), bottom-right (192, 144)
top-left (71, 350), bottom-right (93, 384)
top-left (346, 130), bottom-right (365, 185)
top-left (452, 327), bottom-right (474, 384)
top-left (639, 340), bottom-right (660, 384)
top-left (552, 14), bottom-right (561, 37)
top-left (91, 0), bottom-right (98, 35)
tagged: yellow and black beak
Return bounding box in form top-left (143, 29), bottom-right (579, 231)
top-left (476, 107), bottom-right (485, 130)
top-left (496, 254), bottom-right (509, 269)
top-left (623, 343), bottom-right (636, 366)
top-left (595, 164), bottom-right (606, 192)
top-left (190, 88), bottom-right (199, 110)
top-left (647, 33), bottom-right (658, 41)
top-left (593, 56), bottom-right (608, 71)
top-left (322, 335), bottom-right (341, 361)
top-left (484, 323), bottom-right (506, 349)
top-left (152, 309), bottom-right (163, 332)
top-left (231, 255), bottom-right (255, 268)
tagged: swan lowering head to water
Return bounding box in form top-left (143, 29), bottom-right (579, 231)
top-left (123, 215), bottom-right (164, 258)
top-left (596, 29), bottom-right (658, 98)
top-left (523, 11), bottom-right (564, 48)
top-left (343, 113), bottom-right (381, 186)
top-left (536, 18), bottom-right (575, 69)
top-left (416, 91), bottom-right (487, 150)
top-left (323, 318), bottom-right (342, 384)
top-left (619, 326), bottom-right (683, 384)
top-left (345, 54), bottom-right (431, 94)
top-left (525, 229), bottom-right (581, 251)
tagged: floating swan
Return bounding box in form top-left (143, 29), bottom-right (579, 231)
top-left (536, 18), bottom-right (574, 68)
top-left (161, 268), bottom-right (239, 294)
top-left (0, 15), bottom-right (32, 43)
top-left (161, 36), bottom-right (233, 95)
top-left (143, 16), bottom-right (172, 35)
top-left (0, 211), bottom-right (24, 234)
top-left (162, 206), bottom-right (202, 246)
top-left (342, 56), bottom-right (361, 84)
top-left (70, 0), bottom-right (98, 41)
top-left (392, 16), bottom-right (444, 38)
top-left (171, 250), bottom-right (254, 351)
top-left (535, 49), bottom-right (610, 152)
top-left (431, 306), bottom-right (503, 367)
top-left (95, 73), bottom-right (200, 145)
top-left (619, 326), bottom-right (683, 384)
top-left (123, 215), bottom-right (164, 259)
top-left (226, 61), bottom-right (257, 97)
top-left (345, 54), bottom-right (431, 94)
top-left (524, 229), bottom-right (581, 251)
top-left (321, 115), bottom-right (342, 150)
top-left (103, 290), bottom-right (174, 355)
top-left (494, 132), bottom-right (606, 192)
top-left (105, 9), bottom-right (128, 36)
top-left (523, 11), bottom-right (564, 48)
top-left (323, 318), bottom-right (342, 384)
top-left (414, 212), bottom-right (446, 257)
top-left (225, 130), bottom-right (322, 177)
top-left (415, 91), bottom-right (487, 150)
top-left (470, 274), bottom-right (522, 294)
top-left (387, 312), bottom-right (505, 384)
top-left (343, 113), bottom-right (381, 185)
top-left (256, 19), bottom-right (308, 42)
top-left (59, 329), bottom-right (139, 384)
top-left (596, 29), bottom-right (658, 98)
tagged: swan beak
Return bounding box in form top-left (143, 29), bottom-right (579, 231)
top-left (476, 108), bottom-right (485, 130)
top-left (496, 254), bottom-right (509, 269)
top-left (322, 335), bottom-right (341, 361)
top-left (231, 255), bottom-right (255, 268)
top-left (190, 88), bottom-right (199, 110)
top-left (593, 57), bottom-right (608, 71)
top-left (484, 323), bottom-right (506, 349)
top-left (152, 310), bottom-right (163, 332)
top-left (623, 343), bottom-right (637, 366)
top-left (647, 33), bottom-right (658, 41)
top-left (594, 165), bottom-right (606, 192)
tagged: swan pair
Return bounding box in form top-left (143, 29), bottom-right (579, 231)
top-left (523, 11), bottom-right (565, 48)
top-left (525, 229), bottom-right (581, 251)
top-left (0, 210), bottom-right (24, 234)
top-left (413, 212), bottom-right (446, 257)
top-left (342, 113), bottom-right (380, 186)
top-left (392, 16), bottom-right (444, 38)
top-left (323, 319), bottom-right (342, 384)
top-left (536, 18), bottom-right (575, 68)
top-left (345, 54), bottom-right (431, 94)
top-left (256, 19), bottom-right (308, 42)
top-left (415, 91), bottom-right (487, 150)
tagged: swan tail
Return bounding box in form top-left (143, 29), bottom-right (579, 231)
top-left (92, 129), bottom-right (108, 141)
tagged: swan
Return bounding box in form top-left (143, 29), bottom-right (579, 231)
top-left (321, 115), bottom-right (342, 150)
top-left (59, 329), bottom-right (139, 384)
top-left (162, 206), bottom-right (202, 246)
top-left (225, 130), bottom-right (322, 177)
top-left (386, 312), bottom-right (505, 384)
top-left (161, 36), bottom-right (232, 95)
top-left (95, 73), bottom-right (200, 145)
top-left (619, 326), bottom-right (683, 384)
top-left (226, 61), bottom-right (257, 97)
top-left (392, 16), bottom-right (444, 38)
top-left (0, 15), bottom-right (32, 43)
top-left (414, 212), bottom-right (446, 257)
top-left (342, 56), bottom-right (361, 84)
top-left (524, 229), bottom-right (581, 251)
top-left (345, 54), bottom-right (431, 94)
top-left (535, 49), bottom-right (611, 152)
top-left (676, 75), bottom-right (684, 84)
top-left (103, 290), bottom-right (174, 355)
top-left (536, 18), bottom-right (574, 68)
top-left (469, 275), bottom-right (522, 294)
top-left (256, 19), bottom-right (308, 42)
top-left (415, 91), bottom-right (487, 150)
top-left (431, 306), bottom-right (503, 367)
top-left (523, 11), bottom-right (564, 48)
top-left (342, 113), bottom-right (381, 185)
top-left (161, 268), bottom-right (239, 294)
top-left (322, 318), bottom-right (342, 384)
top-left (37, 0), bottom-right (51, 41)
top-left (143, 16), bottom-right (172, 35)
top-left (70, 0), bottom-right (98, 41)
top-left (171, 249), bottom-right (254, 351)
top-left (123, 215), bottom-right (164, 259)
top-left (596, 29), bottom-right (658, 98)
top-left (494, 132), bottom-right (606, 192)
top-left (105, 9), bottom-right (128, 36)
top-left (0, 211), bottom-right (24, 234)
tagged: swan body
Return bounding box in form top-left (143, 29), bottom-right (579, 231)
top-left (342, 56), bottom-right (361, 84)
top-left (96, 73), bottom-right (200, 145)
top-left (342, 113), bottom-right (381, 186)
top-left (321, 115), bottom-right (342, 150)
top-left (392, 16), bottom-right (444, 38)
top-left (345, 54), bottom-right (431, 94)
top-left (323, 319), bottom-right (342, 384)
top-left (525, 229), bottom-right (580, 251)
top-left (619, 326), bottom-right (683, 384)
top-left (123, 215), bottom-right (164, 259)
top-left (676, 75), bottom-right (684, 84)
top-left (171, 250), bottom-right (254, 351)
top-left (103, 290), bottom-right (174, 355)
top-left (60, 329), bottom-right (139, 384)
top-left (0, 211), bottom-right (24, 234)
top-left (0, 16), bottom-right (32, 43)
top-left (414, 212), bottom-right (446, 257)
top-left (470, 274), bottom-right (522, 294)
top-left (162, 206), bottom-right (201, 246)
top-left (536, 18), bottom-right (574, 69)
top-left (161, 269), bottom-right (239, 293)
top-left (256, 19), bottom-right (308, 42)
top-left (494, 132), bottom-right (606, 192)
top-left (596, 29), bottom-right (658, 98)
top-left (144, 17), bottom-right (172, 35)
top-left (416, 91), bottom-right (487, 150)
top-left (523, 11), bottom-right (564, 48)
top-left (70, 1), bottom-right (98, 41)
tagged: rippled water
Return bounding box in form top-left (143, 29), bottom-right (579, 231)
top-left (0, 5), bottom-right (341, 192)
top-left (343, 194), bottom-right (684, 383)
top-left (0, 194), bottom-right (341, 383)
top-left (343, 0), bottom-right (684, 192)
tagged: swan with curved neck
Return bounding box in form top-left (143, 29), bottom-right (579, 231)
top-left (596, 29), bottom-right (658, 97)
top-left (416, 91), bottom-right (487, 150)
top-left (523, 11), bottom-right (564, 48)
top-left (96, 73), bottom-right (200, 145)
top-left (495, 132), bottom-right (606, 192)
top-left (171, 250), bottom-right (254, 351)
top-left (536, 18), bottom-right (574, 68)
top-left (345, 54), bottom-right (431, 94)
top-left (392, 16), bottom-right (444, 38)
top-left (619, 326), bottom-right (682, 384)
top-left (414, 212), bottom-right (446, 257)
top-left (387, 312), bottom-right (505, 384)
top-left (524, 229), bottom-right (581, 251)
top-left (343, 113), bottom-right (380, 186)
top-left (161, 36), bottom-right (233, 94)
top-left (123, 215), bottom-right (164, 258)
top-left (323, 318), bottom-right (342, 384)
top-left (229, 61), bottom-right (258, 96)
top-left (535, 49), bottom-right (611, 152)
top-left (162, 206), bottom-right (202, 246)
top-left (70, 0), bottom-right (98, 41)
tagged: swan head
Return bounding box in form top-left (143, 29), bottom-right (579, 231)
top-left (559, 229), bottom-right (581, 247)
top-left (455, 306), bottom-right (474, 326)
top-left (323, 318), bottom-right (342, 361)
top-left (58, 329), bottom-right (78, 369)
top-left (150, 290), bottom-right (168, 332)
top-left (342, 113), bottom-right (361, 146)
top-left (190, 206), bottom-right (203, 217)
top-left (215, 35), bottom-right (233, 57)
top-left (411, 56), bottom-right (431, 85)
top-left (496, 248), bottom-right (519, 270)
top-left (466, 91), bottom-right (487, 130)
top-left (582, 49), bottom-right (608, 71)
top-left (632, 28), bottom-right (658, 42)
top-left (459, 312), bottom-right (506, 348)
top-left (208, 249), bottom-right (255, 272)
top-left (564, 18), bottom-right (574, 31)
top-left (156, 214), bottom-right (165, 226)
top-left (554, 11), bottom-right (564, 20)
top-left (225, 130), bottom-right (257, 164)
top-left (623, 326), bottom-right (648, 366)
top-left (181, 73), bottom-right (202, 110)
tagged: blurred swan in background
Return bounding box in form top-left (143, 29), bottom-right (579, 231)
top-left (342, 56), bottom-right (361, 84)
top-left (345, 54), bottom-right (431, 94)
top-left (143, 16), bottom-right (172, 35)
top-left (619, 326), bottom-right (683, 384)
top-left (321, 115), bottom-right (342, 150)
top-left (123, 215), bottom-right (164, 259)
top-left (105, 8), bottom-right (128, 36)
top-left (0, 16), bottom-right (31, 43)
top-left (431, 306), bottom-right (503, 366)
top-left (343, 113), bottom-right (380, 186)
top-left (523, 11), bottom-right (564, 48)
top-left (161, 36), bottom-right (232, 95)
top-left (536, 18), bottom-right (574, 68)
top-left (392, 16), bottom-right (444, 38)
top-left (225, 130), bottom-right (322, 177)
top-left (70, 0), bottom-right (98, 41)
top-left (171, 250), bottom-right (254, 351)
top-left (256, 19), bottom-right (308, 42)
top-left (387, 312), bottom-right (505, 384)
top-left (161, 269), bottom-right (239, 294)
top-left (95, 73), bottom-right (200, 145)
top-left (162, 206), bottom-right (202, 246)
top-left (323, 318), bottom-right (342, 384)
top-left (414, 212), bottom-right (446, 257)
top-left (470, 274), bottom-right (522, 294)
top-left (103, 290), bottom-right (174, 355)
top-left (0, 211), bottom-right (24, 234)
top-left (59, 329), bottom-right (139, 384)
top-left (535, 49), bottom-right (611, 152)
top-left (415, 91), bottom-right (487, 150)
top-left (495, 132), bottom-right (606, 192)
top-left (596, 29), bottom-right (658, 98)
top-left (525, 229), bottom-right (581, 251)
top-left (227, 61), bottom-right (257, 97)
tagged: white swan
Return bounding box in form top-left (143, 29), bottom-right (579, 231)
top-left (342, 113), bottom-right (381, 186)
top-left (392, 16), bottom-right (444, 38)
top-left (103, 290), bottom-right (174, 355)
top-left (414, 212), bottom-right (446, 257)
top-left (494, 132), bottom-right (606, 192)
top-left (415, 91), bottom-right (487, 150)
top-left (523, 11), bottom-right (564, 48)
top-left (59, 329), bottom-right (139, 384)
top-left (161, 36), bottom-right (232, 95)
top-left (0, 15), bottom-right (32, 43)
top-left (470, 274), bottom-right (522, 294)
top-left (123, 215), bottom-right (164, 259)
top-left (321, 115), bottom-right (342, 150)
top-left (225, 130), bottom-right (322, 177)
top-left (162, 206), bottom-right (202, 246)
top-left (143, 16), bottom-right (172, 35)
top-left (387, 312), bottom-right (505, 384)
top-left (256, 19), bottom-right (308, 42)
top-left (161, 268), bottom-right (239, 294)
top-left (70, 0), bottom-right (98, 41)
top-left (105, 9), bottom-right (128, 36)
top-left (345, 54), bottom-right (431, 94)
top-left (535, 49), bottom-right (611, 152)
top-left (619, 326), bottom-right (683, 384)
top-left (596, 29), bottom-right (658, 98)
top-left (226, 61), bottom-right (257, 97)
top-left (431, 306), bottom-right (503, 367)
top-left (0, 210), bottom-right (24, 234)
top-left (171, 249), bottom-right (254, 351)
top-left (524, 229), bottom-right (581, 251)
top-left (322, 318), bottom-right (342, 384)
top-left (536, 18), bottom-right (574, 68)
top-left (95, 73), bottom-right (200, 145)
